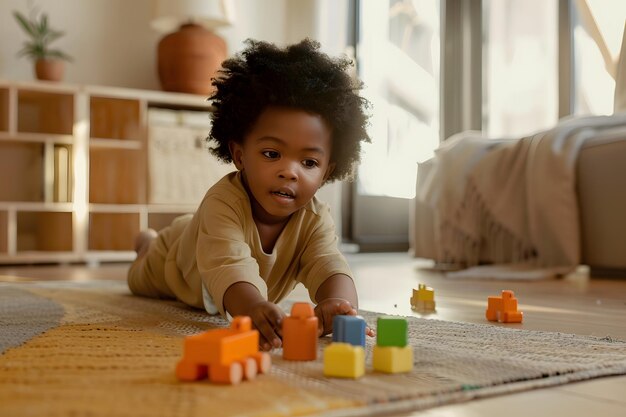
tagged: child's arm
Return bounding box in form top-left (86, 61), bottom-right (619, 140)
top-left (313, 273), bottom-right (375, 337)
top-left (315, 273), bottom-right (358, 308)
top-left (223, 281), bottom-right (286, 351)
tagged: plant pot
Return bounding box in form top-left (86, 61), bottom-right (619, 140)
top-left (35, 59), bottom-right (65, 82)
top-left (157, 23), bottom-right (227, 95)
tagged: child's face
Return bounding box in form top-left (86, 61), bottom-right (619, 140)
top-left (230, 106), bottom-right (335, 223)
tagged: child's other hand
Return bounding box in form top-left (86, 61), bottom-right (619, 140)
top-left (314, 298), bottom-right (376, 338)
top-left (248, 301), bottom-right (286, 351)
top-left (314, 298), bottom-right (354, 336)
top-left (312, 298), bottom-right (369, 338)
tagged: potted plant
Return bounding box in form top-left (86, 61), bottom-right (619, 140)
top-left (13, 9), bottom-right (72, 82)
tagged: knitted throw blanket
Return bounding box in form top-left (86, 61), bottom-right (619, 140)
top-left (417, 113), bottom-right (626, 279)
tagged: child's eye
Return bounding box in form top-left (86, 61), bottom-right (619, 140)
top-left (302, 159), bottom-right (319, 168)
top-left (262, 150), bottom-right (280, 159)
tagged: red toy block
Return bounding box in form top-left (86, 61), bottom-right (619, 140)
top-left (176, 316), bottom-right (271, 384)
top-left (282, 302), bottom-right (318, 361)
top-left (486, 290), bottom-right (523, 323)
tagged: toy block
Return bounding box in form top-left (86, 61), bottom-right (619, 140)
top-left (486, 290), bottom-right (523, 323)
top-left (323, 342), bottom-right (365, 379)
top-left (282, 302), bottom-right (318, 361)
top-left (332, 315), bottom-right (366, 347)
top-left (376, 316), bottom-right (408, 347)
top-left (372, 345), bottom-right (414, 373)
top-left (410, 284), bottom-right (436, 312)
top-left (176, 316), bottom-right (271, 384)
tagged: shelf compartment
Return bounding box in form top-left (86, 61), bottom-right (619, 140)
top-left (0, 142), bottom-right (44, 202)
top-left (89, 212), bottom-right (139, 251)
top-left (0, 88), bottom-right (8, 133)
top-left (89, 148), bottom-right (146, 204)
top-left (89, 138), bottom-right (142, 150)
top-left (0, 211), bottom-right (7, 253)
top-left (90, 96), bottom-right (142, 140)
top-left (17, 211), bottom-right (73, 252)
top-left (17, 90), bottom-right (74, 135)
top-left (53, 144), bottom-right (73, 203)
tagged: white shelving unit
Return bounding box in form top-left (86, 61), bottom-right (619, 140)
top-left (0, 80), bottom-right (213, 264)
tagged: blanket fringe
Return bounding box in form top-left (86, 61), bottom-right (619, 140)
top-left (438, 179), bottom-right (537, 267)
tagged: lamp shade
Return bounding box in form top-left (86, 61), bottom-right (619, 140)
top-left (151, 0), bottom-right (235, 95)
top-left (152, 0), bottom-right (235, 32)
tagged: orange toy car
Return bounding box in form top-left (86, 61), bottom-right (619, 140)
top-left (486, 290), bottom-right (523, 323)
top-left (176, 316), bottom-right (271, 384)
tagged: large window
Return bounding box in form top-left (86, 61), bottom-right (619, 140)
top-left (349, 0), bottom-right (624, 249)
top-left (483, 0), bottom-right (626, 136)
top-left (572, 0), bottom-right (626, 115)
top-left (357, 0), bottom-right (441, 199)
top-left (483, 0), bottom-right (559, 138)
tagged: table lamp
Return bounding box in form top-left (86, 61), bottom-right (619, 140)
top-left (152, 0), bottom-right (235, 95)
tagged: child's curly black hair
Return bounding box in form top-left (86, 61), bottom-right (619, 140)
top-left (208, 38), bottom-right (370, 182)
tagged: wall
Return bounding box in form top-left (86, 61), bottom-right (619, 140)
top-left (0, 0), bottom-right (290, 89)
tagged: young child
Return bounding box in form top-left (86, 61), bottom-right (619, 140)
top-left (128, 39), bottom-right (371, 351)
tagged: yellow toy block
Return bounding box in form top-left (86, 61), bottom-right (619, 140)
top-left (323, 343), bottom-right (365, 379)
top-left (372, 345), bottom-right (413, 373)
top-left (410, 284), bottom-right (436, 312)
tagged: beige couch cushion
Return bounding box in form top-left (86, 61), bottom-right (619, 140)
top-left (577, 135), bottom-right (626, 271)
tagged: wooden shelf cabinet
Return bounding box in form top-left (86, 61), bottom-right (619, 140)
top-left (0, 80), bottom-right (213, 264)
top-left (0, 142), bottom-right (45, 202)
top-left (17, 211), bottom-right (73, 252)
top-left (17, 89), bottom-right (74, 135)
top-left (0, 88), bottom-right (9, 132)
top-left (90, 96), bottom-right (142, 141)
top-left (0, 211), bottom-right (7, 253)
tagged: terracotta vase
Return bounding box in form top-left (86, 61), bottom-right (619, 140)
top-left (35, 59), bottom-right (65, 82)
top-left (157, 23), bottom-right (227, 95)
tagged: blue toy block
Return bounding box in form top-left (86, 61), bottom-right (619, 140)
top-left (332, 315), bottom-right (366, 347)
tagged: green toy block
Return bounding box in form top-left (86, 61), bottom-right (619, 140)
top-left (376, 316), bottom-right (408, 347)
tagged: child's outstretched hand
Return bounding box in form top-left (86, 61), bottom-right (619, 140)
top-left (314, 298), bottom-right (375, 338)
top-left (247, 300), bottom-right (286, 352)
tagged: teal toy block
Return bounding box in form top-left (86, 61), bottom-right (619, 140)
top-left (376, 316), bottom-right (408, 347)
top-left (332, 315), bottom-right (366, 346)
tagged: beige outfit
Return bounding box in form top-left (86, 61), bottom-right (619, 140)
top-left (128, 171), bottom-right (352, 317)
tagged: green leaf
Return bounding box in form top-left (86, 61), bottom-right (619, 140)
top-left (47, 30), bottom-right (64, 43)
top-left (13, 8), bottom-right (70, 62)
top-left (17, 43), bottom-right (44, 60)
top-left (13, 11), bottom-right (37, 38)
top-left (48, 50), bottom-right (73, 62)
top-left (40, 13), bottom-right (49, 36)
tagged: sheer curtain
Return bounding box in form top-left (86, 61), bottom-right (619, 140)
top-left (572, 0), bottom-right (626, 115)
top-left (483, 0), bottom-right (559, 138)
top-left (483, 0), bottom-right (626, 136)
top-left (357, 0), bottom-right (441, 199)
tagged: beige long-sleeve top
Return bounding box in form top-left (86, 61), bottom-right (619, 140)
top-left (161, 171), bottom-right (353, 317)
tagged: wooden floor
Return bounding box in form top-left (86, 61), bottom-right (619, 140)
top-left (1, 252), bottom-right (625, 416)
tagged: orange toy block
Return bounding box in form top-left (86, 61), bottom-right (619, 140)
top-left (176, 316), bottom-right (271, 384)
top-left (282, 302), bottom-right (319, 361)
top-left (486, 290), bottom-right (523, 323)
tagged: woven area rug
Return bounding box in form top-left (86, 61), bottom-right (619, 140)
top-left (2, 280), bottom-right (626, 417)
